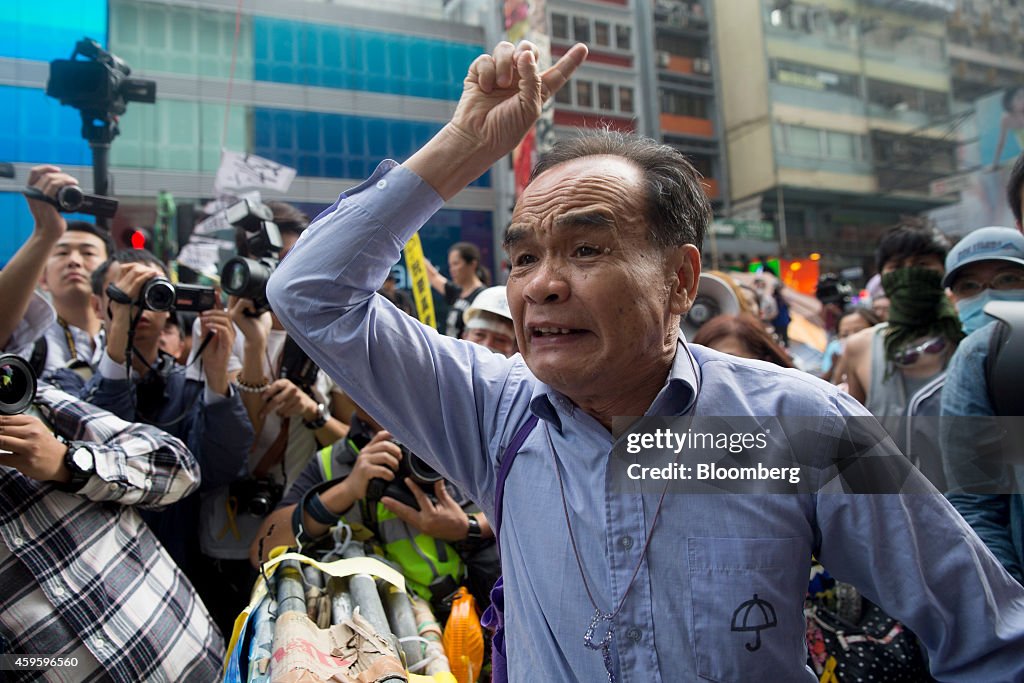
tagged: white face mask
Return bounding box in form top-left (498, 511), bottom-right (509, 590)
top-left (955, 289), bottom-right (1024, 335)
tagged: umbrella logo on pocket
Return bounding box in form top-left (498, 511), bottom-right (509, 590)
top-left (730, 593), bottom-right (778, 652)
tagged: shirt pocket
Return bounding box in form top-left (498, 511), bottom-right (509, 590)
top-left (688, 536), bottom-right (808, 682)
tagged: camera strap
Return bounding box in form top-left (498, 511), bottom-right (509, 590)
top-left (253, 418), bottom-right (290, 479)
top-left (21, 186), bottom-right (62, 211)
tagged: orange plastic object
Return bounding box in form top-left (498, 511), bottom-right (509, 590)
top-left (442, 587), bottom-right (484, 683)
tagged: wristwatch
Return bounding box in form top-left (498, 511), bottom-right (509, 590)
top-left (465, 514), bottom-right (482, 541)
top-left (61, 441), bottom-right (96, 491)
top-left (303, 402), bottom-right (329, 430)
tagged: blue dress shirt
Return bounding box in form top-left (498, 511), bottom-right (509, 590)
top-left (268, 161), bottom-right (1024, 682)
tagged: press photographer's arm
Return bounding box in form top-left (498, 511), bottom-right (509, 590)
top-left (0, 166), bottom-right (76, 352)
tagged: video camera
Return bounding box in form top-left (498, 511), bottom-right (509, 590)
top-left (365, 441), bottom-right (443, 509)
top-left (137, 278), bottom-right (217, 313)
top-left (0, 354), bottom-right (37, 416)
top-left (46, 38), bottom-right (156, 141)
top-left (220, 199), bottom-right (283, 315)
top-left (22, 185), bottom-right (118, 220)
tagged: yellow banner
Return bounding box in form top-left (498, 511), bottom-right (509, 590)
top-left (404, 233), bottom-right (436, 329)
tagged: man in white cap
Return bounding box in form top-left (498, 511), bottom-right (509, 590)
top-left (461, 285), bottom-right (516, 357)
top-left (940, 224), bottom-right (1024, 583)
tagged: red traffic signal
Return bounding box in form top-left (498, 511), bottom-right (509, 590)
top-left (125, 227), bottom-right (152, 250)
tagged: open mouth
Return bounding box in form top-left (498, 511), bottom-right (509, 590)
top-left (530, 326), bottom-right (586, 338)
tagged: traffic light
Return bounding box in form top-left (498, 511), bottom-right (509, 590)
top-left (124, 227), bottom-right (152, 250)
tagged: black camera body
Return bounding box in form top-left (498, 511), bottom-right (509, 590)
top-left (229, 476), bottom-right (284, 517)
top-left (21, 186), bottom-right (118, 220)
top-left (365, 441), bottom-right (443, 509)
top-left (220, 199), bottom-right (283, 315)
top-left (0, 354), bottom-right (37, 416)
top-left (137, 278), bottom-right (217, 313)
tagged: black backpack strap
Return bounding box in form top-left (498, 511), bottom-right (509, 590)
top-left (493, 414), bottom-right (540, 541)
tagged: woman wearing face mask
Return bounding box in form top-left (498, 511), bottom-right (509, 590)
top-left (943, 227), bottom-right (1024, 336)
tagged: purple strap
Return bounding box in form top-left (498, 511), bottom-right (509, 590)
top-left (492, 414), bottom-right (539, 539)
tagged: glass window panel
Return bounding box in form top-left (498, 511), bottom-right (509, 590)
top-left (573, 17), bottom-right (590, 43)
top-left (595, 21), bottom-right (610, 46)
top-left (577, 80), bottom-right (593, 108)
top-left (788, 125), bottom-right (821, 156)
top-left (616, 25), bottom-right (631, 50)
top-left (620, 86), bottom-right (634, 113)
top-left (826, 131), bottom-right (855, 159)
top-left (598, 84), bottom-right (614, 110)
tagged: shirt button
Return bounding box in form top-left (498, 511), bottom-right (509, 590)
top-left (52, 584), bottom-right (65, 597)
top-left (144, 478), bottom-right (152, 489)
top-left (620, 535), bottom-right (633, 549)
top-left (94, 637), bottom-right (105, 648)
top-left (11, 536), bottom-right (24, 548)
top-left (108, 483), bottom-right (119, 492)
top-left (626, 627), bottom-right (642, 642)
top-left (376, 179), bottom-right (387, 190)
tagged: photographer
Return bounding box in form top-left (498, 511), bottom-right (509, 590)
top-left (250, 408), bottom-right (498, 616)
top-left (0, 165), bottom-right (112, 380)
top-left (81, 249), bottom-right (253, 582)
top-left (0, 355), bottom-right (223, 680)
top-left (196, 201), bottom-right (347, 635)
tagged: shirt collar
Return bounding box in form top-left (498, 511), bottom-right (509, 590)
top-left (527, 338), bottom-right (701, 430)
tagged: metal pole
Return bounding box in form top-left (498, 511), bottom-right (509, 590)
top-left (90, 142), bottom-right (111, 230)
top-left (275, 559), bottom-right (307, 616)
top-left (384, 587), bottom-right (424, 669)
top-left (329, 577), bottom-right (354, 625)
top-left (340, 545), bottom-right (395, 643)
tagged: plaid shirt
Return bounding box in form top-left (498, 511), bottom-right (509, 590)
top-left (0, 382), bottom-right (223, 682)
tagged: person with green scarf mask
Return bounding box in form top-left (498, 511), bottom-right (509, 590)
top-left (840, 220), bottom-right (966, 488)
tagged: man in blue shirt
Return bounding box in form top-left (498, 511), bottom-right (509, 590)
top-left (268, 41), bottom-right (1024, 681)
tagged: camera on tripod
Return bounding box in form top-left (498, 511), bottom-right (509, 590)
top-left (365, 441), bottom-right (443, 509)
top-left (0, 354), bottom-right (37, 416)
top-left (220, 199), bottom-right (283, 315)
top-left (229, 476), bottom-right (285, 517)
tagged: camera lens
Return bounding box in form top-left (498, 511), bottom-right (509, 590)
top-left (56, 185), bottom-right (85, 212)
top-left (141, 277), bottom-right (175, 312)
top-left (248, 496), bottom-right (272, 517)
top-left (408, 454), bottom-right (443, 486)
top-left (0, 354), bottom-right (37, 416)
top-left (220, 256), bottom-right (275, 301)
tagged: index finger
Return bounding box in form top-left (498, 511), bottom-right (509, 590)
top-left (540, 43), bottom-right (588, 101)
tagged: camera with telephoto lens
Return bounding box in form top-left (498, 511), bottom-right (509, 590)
top-left (138, 277), bottom-right (217, 313)
top-left (365, 441), bottom-right (444, 509)
top-left (220, 199), bottom-right (282, 316)
top-left (229, 476), bottom-right (284, 517)
top-left (0, 354), bottom-right (37, 416)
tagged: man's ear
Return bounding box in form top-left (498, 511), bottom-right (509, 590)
top-left (667, 244), bottom-right (701, 315)
top-left (91, 293), bottom-right (103, 320)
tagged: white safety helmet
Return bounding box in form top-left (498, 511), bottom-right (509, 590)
top-left (463, 286), bottom-right (512, 329)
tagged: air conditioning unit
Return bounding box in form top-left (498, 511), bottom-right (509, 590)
top-left (657, 51), bottom-right (671, 68)
top-left (693, 58), bottom-right (711, 74)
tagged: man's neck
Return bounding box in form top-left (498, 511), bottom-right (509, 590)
top-left (55, 300), bottom-right (101, 338)
top-left (575, 360), bottom-right (674, 433)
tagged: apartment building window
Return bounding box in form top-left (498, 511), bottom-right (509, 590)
top-left (577, 80), bottom-right (593, 108)
top-left (595, 21), bottom-right (611, 46)
top-left (770, 60), bottom-right (860, 97)
top-left (620, 86), bottom-right (634, 113)
top-left (778, 124), bottom-right (863, 161)
top-left (662, 90), bottom-right (708, 118)
top-left (555, 84), bottom-right (572, 105)
top-left (552, 13), bottom-right (569, 40)
top-left (655, 33), bottom-right (704, 58)
top-left (574, 17), bottom-right (591, 43)
top-left (867, 79), bottom-right (950, 118)
top-left (616, 25), bottom-right (632, 50)
top-left (598, 83), bottom-right (614, 110)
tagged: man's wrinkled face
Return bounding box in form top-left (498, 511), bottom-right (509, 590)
top-left (504, 155), bottom-right (695, 401)
top-left (42, 231), bottom-right (107, 301)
